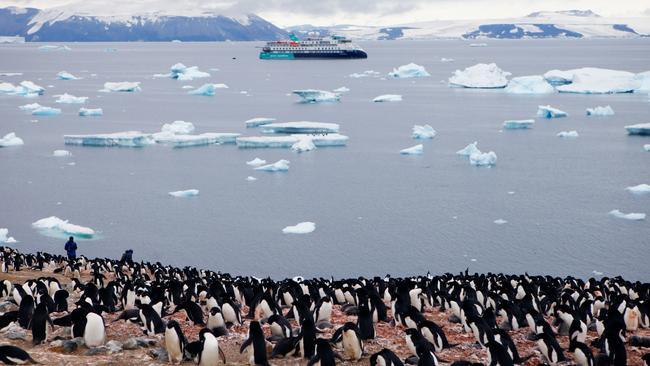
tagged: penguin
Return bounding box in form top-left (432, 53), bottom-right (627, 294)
top-left (68, 307), bottom-right (89, 338)
top-left (415, 341), bottom-right (440, 366)
top-left (271, 336), bottom-right (299, 358)
top-left (18, 294), bottom-right (34, 329)
top-left (176, 299), bottom-right (205, 326)
top-left (569, 340), bottom-right (594, 366)
top-left (370, 348), bottom-right (404, 366)
top-left (255, 292), bottom-right (279, 320)
top-left (308, 338), bottom-right (341, 366)
top-left (198, 329), bottom-right (227, 365)
top-left (221, 298), bottom-right (242, 327)
top-left (604, 328), bottom-right (627, 366)
top-left (53, 289), bottom-right (69, 313)
top-left (30, 302), bottom-right (52, 345)
top-left (535, 333), bottom-right (565, 364)
top-left (84, 312), bottom-right (106, 347)
top-left (165, 320), bottom-right (186, 365)
top-left (556, 306), bottom-right (587, 343)
top-left (0, 311), bottom-right (18, 331)
top-left (642, 353), bottom-right (649, 366)
top-left (0, 345), bottom-right (38, 365)
top-left (297, 316), bottom-right (317, 359)
top-left (485, 341), bottom-right (514, 366)
top-left (207, 307), bottom-right (228, 336)
top-left (418, 320), bottom-right (452, 352)
top-left (267, 313), bottom-right (292, 339)
top-left (404, 328), bottom-right (433, 356)
top-left (340, 322), bottom-right (363, 361)
top-left (138, 303), bottom-right (165, 335)
top-left (313, 296), bottom-right (333, 325)
top-left (240, 321), bottom-right (270, 366)
top-left (466, 314), bottom-right (493, 347)
top-left (357, 301), bottom-right (375, 340)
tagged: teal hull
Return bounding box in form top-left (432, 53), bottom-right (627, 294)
top-left (259, 52), bottom-right (294, 59)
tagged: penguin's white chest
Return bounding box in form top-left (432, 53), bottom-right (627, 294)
top-left (165, 328), bottom-right (182, 363)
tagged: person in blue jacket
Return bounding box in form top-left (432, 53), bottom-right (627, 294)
top-left (64, 236), bottom-right (77, 260)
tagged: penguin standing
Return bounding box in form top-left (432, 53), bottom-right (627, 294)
top-left (535, 332), bottom-right (565, 365)
top-left (341, 322), bottom-right (364, 361)
top-left (0, 345), bottom-right (38, 365)
top-left (418, 320), bottom-right (452, 352)
top-left (308, 338), bottom-right (341, 366)
top-left (31, 302), bottom-right (52, 345)
top-left (198, 329), bottom-right (227, 366)
top-left (221, 298), bottom-right (242, 327)
top-left (357, 301), bottom-right (375, 340)
top-left (165, 320), bottom-right (186, 365)
top-left (138, 303), bottom-right (165, 335)
top-left (485, 341), bottom-right (514, 366)
top-left (569, 340), bottom-right (594, 366)
top-left (207, 307), bottom-right (228, 335)
top-left (240, 321), bottom-right (270, 366)
top-left (267, 313), bottom-right (292, 339)
top-left (18, 294), bottom-right (34, 329)
top-left (84, 312), bottom-right (106, 347)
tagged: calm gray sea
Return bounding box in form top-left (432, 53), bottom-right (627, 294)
top-left (1, 39), bottom-right (649, 280)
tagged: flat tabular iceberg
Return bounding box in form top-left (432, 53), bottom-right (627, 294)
top-left (161, 120), bottom-right (195, 135)
top-left (550, 68), bottom-right (637, 94)
top-left (537, 105), bottom-right (567, 119)
top-left (169, 189), bottom-right (199, 197)
top-left (412, 124), bottom-right (436, 139)
top-left (557, 130), bottom-right (579, 138)
top-left (156, 63), bottom-right (210, 81)
top-left (188, 83), bottom-right (228, 96)
top-left (470, 151), bottom-right (497, 166)
top-left (626, 184), bottom-right (650, 195)
top-left (388, 63), bottom-right (430, 78)
top-left (282, 222), bottom-right (315, 234)
top-left (291, 137), bottom-right (316, 153)
top-left (0, 228), bottom-right (17, 243)
top-left (504, 75), bottom-right (554, 94)
top-left (503, 119), bottom-right (534, 129)
top-left (261, 121), bottom-right (339, 134)
top-left (64, 131), bottom-right (155, 147)
top-left (400, 144), bottom-right (423, 155)
top-left (79, 108), bottom-right (103, 116)
top-left (373, 94), bottom-right (402, 102)
top-left (32, 106), bottom-right (61, 116)
top-left (57, 71), bottom-right (78, 80)
top-left (32, 216), bottom-right (95, 238)
top-left (153, 132), bottom-right (240, 147)
top-left (349, 70), bottom-right (380, 78)
top-left (255, 159), bottom-right (290, 172)
top-left (586, 106), bottom-right (614, 116)
top-left (293, 89), bottom-right (340, 103)
top-left (102, 82), bottom-right (140, 92)
top-left (237, 134), bottom-right (349, 149)
top-left (245, 117), bottom-right (276, 128)
top-left (624, 123), bottom-right (650, 136)
top-left (448, 63), bottom-right (510, 89)
top-left (55, 93), bottom-right (87, 104)
top-left (53, 149), bottom-right (71, 157)
top-left (609, 210), bottom-right (645, 221)
top-left (456, 141), bottom-right (480, 156)
top-left (246, 158), bottom-right (266, 166)
top-left (0, 132), bottom-right (24, 147)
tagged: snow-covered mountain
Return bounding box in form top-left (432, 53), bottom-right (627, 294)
top-left (287, 10), bottom-right (650, 40)
top-left (0, 2), bottom-right (287, 41)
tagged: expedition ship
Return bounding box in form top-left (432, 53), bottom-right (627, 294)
top-left (260, 34), bottom-right (367, 59)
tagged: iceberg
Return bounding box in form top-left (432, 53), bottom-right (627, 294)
top-left (238, 136), bottom-right (299, 148)
top-left (153, 132), bottom-right (239, 147)
top-left (543, 69), bottom-right (575, 86)
top-left (608, 210), bottom-right (645, 221)
top-left (282, 222), bottom-right (315, 234)
top-left (4, 81), bottom-right (46, 97)
top-left (102, 82), bottom-right (141, 92)
top-left (586, 106), bottom-right (614, 116)
top-left (53, 149), bottom-right (71, 157)
top-left (557, 130), bottom-right (579, 138)
top-left (412, 124), bottom-right (436, 139)
top-left (440, 58), bottom-right (454, 63)
top-left (469, 43), bottom-right (487, 47)
top-left (645, 144), bottom-right (650, 152)
top-left (182, 85), bottom-right (194, 89)
top-left (292, 89), bottom-right (340, 103)
top-left (634, 71), bottom-right (650, 92)
top-left (349, 70), bottom-right (380, 78)
top-left (537, 105), bottom-right (567, 119)
top-left (550, 68), bottom-right (637, 94)
top-left (19, 103), bottom-right (42, 111)
top-left (388, 63), bottom-right (430, 78)
top-left (64, 131), bottom-right (155, 147)
top-left (55, 93), bottom-right (87, 104)
top-left (291, 137), bottom-right (316, 153)
top-left (624, 123), bottom-right (650, 136)
top-left (373, 94), bottom-right (402, 102)
top-left (246, 158), bottom-right (266, 166)
top-left (0, 228), bottom-right (17, 244)
top-left (626, 184), bottom-right (650, 195)
top-left (469, 151), bottom-right (497, 166)
top-left (493, 219), bottom-right (508, 225)
top-left (504, 75), bottom-right (554, 94)
top-left (32, 106), bottom-right (61, 116)
top-left (188, 83), bottom-right (228, 96)
top-left (57, 71), bottom-right (79, 80)
top-left (448, 63), bottom-right (510, 89)
top-left (161, 120), bottom-right (195, 135)
top-left (245, 117), bottom-right (276, 128)
top-left (503, 119), bottom-right (534, 129)
top-left (169, 189), bottom-right (199, 197)
top-left (32, 216), bottom-right (95, 238)
top-left (38, 45), bottom-right (70, 51)
top-left (310, 134), bottom-right (349, 147)
top-left (255, 159), bottom-right (290, 172)
top-left (156, 63), bottom-right (210, 81)
top-left (0, 132), bottom-right (24, 147)
top-left (333, 87), bottom-right (350, 93)
top-left (456, 141), bottom-right (480, 156)
top-left (246, 176), bottom-right (257, 181)
top-left (400, 144), bottom-right (423, 155)
top-left (261, 121), bottom-right (339, 134)
top-left (79, 108), bottom-right (103, 116)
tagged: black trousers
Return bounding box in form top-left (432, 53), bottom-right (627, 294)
top-left (68, 254), bottom-right (76, 261)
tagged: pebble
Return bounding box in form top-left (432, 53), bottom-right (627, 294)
top-left (83, 346), bottom-right (108, 356)
top-left (6, 329), bottom-right (28, 340)
top-left (122, 337), bottom-right (140, 350)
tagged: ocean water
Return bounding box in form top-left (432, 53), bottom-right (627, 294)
top-left (1, 39), bottom-right (648, 280)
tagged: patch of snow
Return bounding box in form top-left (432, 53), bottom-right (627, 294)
top-left (373, 94), bottom-right (402, 102)
top-left (412, 124), bottom-right (436, 139)
top-left (57, 71), bottom-right (79, 80)
top-left (470, 151), bottom-right (497, 166)
top-left (448, 63), bottom-right (510, 89)
top-left (291, 137), bottom-right (316, 153)
top-left (456, 141), bottom-right (480, 156)
top-left (246, 158), bottom-right (266, 167)
top-left (282, 222), bottom-right (315, 234)
top-left (161, 120), bottom-right (195, 135)
top-left (155, 63), bottom-right (210, 81)
top-left (0, 133), bottom-right (24, 147)
top-left (101, 82), bottom-right (140, 92)
top-left (19, 103), bottom-right (42, 111)
top-left (53, 149), bottom-right (71, 157)
top-left (493, 219), bottom-right (508, 225)
top-left (246, 176), bottom-right (257, 181)
top-left (79, 107), bottom-right (103, 116)
top-left (608, 210), bottom-right (645, 221)
top-left (188, 83), bottom-right (228, 96)
top-left (55, 93), bottom-right (87, 104)
top-left (440, 58), bottom-right (454, 62)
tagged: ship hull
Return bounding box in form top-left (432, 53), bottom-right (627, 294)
top-left (260, 50), bottom-right (367, 59)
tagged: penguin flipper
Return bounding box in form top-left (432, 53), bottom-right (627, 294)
top-left (239, 337), bottom-right (253, 354)
top-left (306, 355), bottom-right (320, 366)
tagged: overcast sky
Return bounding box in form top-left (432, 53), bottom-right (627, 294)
top-left (2, 0), bottom-right (649, 26)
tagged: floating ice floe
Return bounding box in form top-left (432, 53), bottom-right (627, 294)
top-left (388, 63), bottom-right (430, 78)
top-left (609, 210), bottom-right (646, 221)
top-left (549, 68), bottom-right (638, 94)
top-left (349, 70), bottom-right (380, 78)
top-left (400, 144), bottom-right (423, 155)
top-left (0, 228), bottom-right (17, 243)
top-left (181, 85), bottom-right (194, 89)
top-left (456, 141), bottom-right (480, 156)
top-left (32, 216), bottom-right (95, 238)
top-left (333, 86), bottom-right (350, 93)
top-left (261, 121), bottom-right (339, 134)
top-left (543, 69), bottom-right (575, 86)
top-left (255, 159), bottom-right (290, 172)
top-left (57, 71), bottom-right (79, 80)
top-left (161, 120), bottom-right (195, 135)
top-left (55, 93), bottom-right (87, 104)
top-left (237, 134), bottom-right (349, 149)
top-left (169, 189), bottom-right (199, 197)
top-left (624, 123), bottom-right (650, 136)
top-left (246, 176), bottom-right (257, 181)
top-left (469, 43), bottom-right (487, 47)
top-left (586, 106), bottom-right (614, 116)
top-left (282, 222), bottom-right (315, 234)
top-left (64, 131), bottom-right (155, 147)
top-left (79, 108), bottom-right (103, 116)
top-left (153, 132), bottom-right (239, 147)
top-left (470, 151), bottom-right (497, 166)
top-left (245, 117), bottom-right (276, 128)
top-left (101, 82), bottom-right (140, 92)
top-left (246, 158), bottom-right (266, 166)
top-left (292, 89), bottom-right (340, 103)
top-left (53, 149), bottom-right (71, 157)
top-left (503, 119), bottom-right (534, 129)
top-left (634, 71), bottom-right (650, 92)
top-left (626, 184), bottom-right (650, 195)
top-left (155, 63), bottom-right (210, 81)
top-left (504, 75), bottom-right (554, 94)
top-left (448, 63), bottom-right (510, 89)
top-left (645, 144), bottom-right (650, 152)
top-left (32, 106), bottom-right (61, 116)
top-left (188, 83), bottom-right (228, 96)
top-left (291, 137), bottom-right (316, 153)
top-left (38, 45), bottom-right (70, 51)
top-left (537, 105), bottom-right (567, 119)
top-left (19, 103), bottom-right (42, 111)
top-left (0, 72), bottom-right (22, 76)
top-left (373, 94), bottom-right (402, 102)
top-left (0, 132), bottom-right (24, 147)
top-left (493, 219), bottom-right (508, 225)
top-left (557, 130), bottom-right (579, 138)
top-left (440, 58), bottom-right (454, 62)
top-left (0, 80), bottom-right (46, 97)
top-left (412, 124), bottom-right (436, 139)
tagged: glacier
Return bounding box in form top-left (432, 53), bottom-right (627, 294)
top-left (624, 123), bottom-right (650, 136)
top-left (586, 105), bottom-right (614, 116)
top-left (246, 158), bottom-right (266, 166)
top-left (0, 132), bottom-right (24, 147)
top-left (609, 210), bottom-right (646, 221)
top-left (102, 82), bottom-right (141, 92)
top-left (448, 63), bottom-right (510, 89)
top-left (470, 151), bottom-right (497, 166)
top-left (64, 131), bottom-right (155, 147)
top-left (57, 71), bottom-right (79, 80)
top-left (79, 107), bottom-right (103, 116)
top-left (504, 75), bottom-right (554, 94)
top-left (626, 184), bottom-right (650, 195)
top-left (188, 83), bottom-right (228, 96)
top-left (31, 106), bottom-right (61, 116)
top-left (373, 94), bottom-right (402, 102)
top-left (169, 189), bottom-right (199, 197)
top-left (412, 124), bottom-right (437, 139)
top-left (261, 121), bottom-right (339, 134)
top-left (400, 144), bottom-right (423, 155)
top-left (161, 120), bottom-right (195, 135)
top-left (282, 222), bottom-right (315, 234)
top-left (537, 105), bottom-right (567, 118)
top-left (53, 149), bottom-right (71, 157)
top-left (156, 63), bottom-right (210, 81)
top-left (388, 63), bottom-right (430, 78)
top-left (245, 117), bottom-right (276, 128)
top-left (0, 228), bottom-right (17, 244)
top-left (456, 141), bottom-right (480, 156)
top-left (291, 137), bottom-right (316, 153)
top-left (503, 119), bottom-right (534, 129)
top-left (557, 130), bottom-right (579, 138)
top-left (255, 159), bottom-right (290, 172)
top-left (552, 68), bottom-right (637, 94)
top-left (32, 216), bottom-right (95, 238)
top-left (55, 93), bottom-right (87, 104)
top-left (292, 89), bottom-right (340, 103)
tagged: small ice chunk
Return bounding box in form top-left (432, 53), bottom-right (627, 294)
top-left (0, 228), bottom-right (17, 243)
top-left (504, 75), bottom-right (554, 94)
top-left (291, 137), bottom-right (316, 153)
top-left (32, 106), bottom-right (61, 116)
top-left (586, 106), bottom-right (614, 116)
top-left (157, 63), bottom-right (210, 81)
top-left (388, 63), bottom-right (430, 78)
top-left (255, 159), bottom-right (290, 172)
top-left (245, 117), bottom-right (276, 128)
top-left (503, 119), bottom-right (534, 129)
top-left (557, 130), bottom-right (579, 138)
top-left (469, 43), bottom-right (487, 47)
top-left (169, 189), bottom-right (199, 197)
top-left (293, 89), bottom-right (340, 103)
top-left (262, 121), bottom-right (339, 134)
top-left (537, 105), bottom-right (567, 119)
top-left (400, 144), bottom-right (423, 155)
top-left (609, 210), bottom-right (645, 221)
top-left (448, 63), bottom-right (510, 89)
top-left (0, 132), bottom-right (24, 147)
top-left (349, 70), bottom-right (380, 78)
top-left (626, 184), bottom-right (650, 195)
top-left (493, 219), bottom-right (508, 225)
top-left (79, 108), bottom-right (103, 116)
top-left (412, 124), bottom-right (436, 139)
top-left (57, 71), bottom-right (79, 80)
top-left (102, 82), bottom-right (141, 92)
top-left (55, 93), bottom-right (87, 104)
top-left (469, 151), bottom-right (497, 166)
top-left (161, 121), bottom-right (195, 135)
top-left (440, 58), bottom-right (454, 62)
top-left (19, 103), bottom-right (42, 111)
top-left (188, 83), bottom-right (228, 96)
top-left (282, 222), bottom-right (315, 234)
top-left (38, 45), bottom-right (70, 51)
top-left (14, 81), bottom-right (45, 97)
top-left (373, 94), bottom-right (402, 102)
top-left (644, 144), bottom-right (650, 152)
top-left (333, 86), bottom-right (350, 93)
top-left (53, 149), bottom-right (71, 157)
top-left (456, 141), bottom-right (480, 156)
top-left (64, 131), bottom-right (155, 147)
top-left (246, 158), bottom-right (267, 166)
top-left (625, 123), bottom-right (650, 136)
top-left (32, 216), bottom-right (95, 238)
top-left (181, 85), bottom-right (194, 89)
top-left (246, 176), bottom-right (257, 181)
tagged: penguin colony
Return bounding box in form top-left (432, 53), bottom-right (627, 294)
top-left (0, 247), bottom-right (649, 366)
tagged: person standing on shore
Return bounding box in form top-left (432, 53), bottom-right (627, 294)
top-left (64, 236), bottom-right (77, 261)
